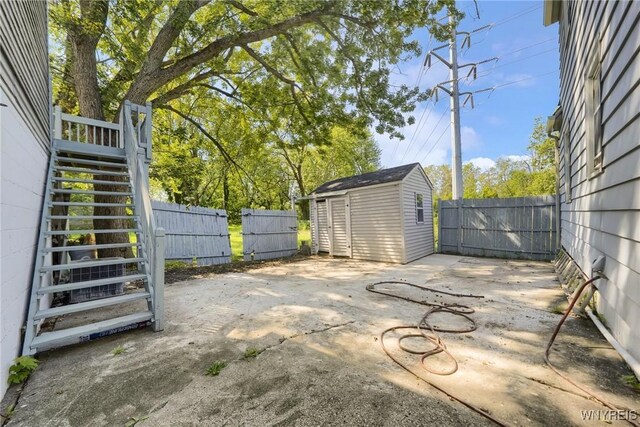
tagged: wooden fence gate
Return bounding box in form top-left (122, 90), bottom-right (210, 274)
top-left (152, 201), bottom-right (231, 265)
top-left (438, 196), bottom-right (558, 260)
top-left (241, 208), bottom-right (298, 261)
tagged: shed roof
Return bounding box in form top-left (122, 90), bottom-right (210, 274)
top-left (311, 163), bottom-right (422, 194)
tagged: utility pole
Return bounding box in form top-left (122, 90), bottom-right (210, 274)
top-left (449, 14), bottom-right (463, 200)
top-left (423, 15), bottom-right (496, 200)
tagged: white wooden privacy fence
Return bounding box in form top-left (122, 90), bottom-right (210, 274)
top-left (152, 201), bottom-right (231, 265)
top-left (242, 209), bottom-right (298, 261)
top-left (439, 196), bottom-right (558, 261)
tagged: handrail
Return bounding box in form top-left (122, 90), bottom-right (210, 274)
top-left (54, 106), bottom-right (121, 147)
top-left (122, 100), bottom-right (165, 331)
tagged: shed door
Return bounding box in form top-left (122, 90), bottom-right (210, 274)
top-left (329, 197), bottom-right (351, 257)
top-left (316, 201), bottom-right (330, 252)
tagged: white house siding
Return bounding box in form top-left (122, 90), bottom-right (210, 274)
top-left (0, 1), bottom-right (50, 397)
top-left (557, 0), bottom-right (640, 365)
top-left (349, 184), bottom-right (403, 263)
top-left (401, 167), bottom-right (434, 263)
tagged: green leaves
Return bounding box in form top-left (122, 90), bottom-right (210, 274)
top-left (8, 356), bottom-right (39, 385)
top-left (205, 361), bottom-right (227, 376)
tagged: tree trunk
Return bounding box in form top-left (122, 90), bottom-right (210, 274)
top-left (294, 164), bottom-right (309, 220)
top-left (70, 0), bottom-right (133, 258)
top-left (222, 169), bottom-right (230, 210)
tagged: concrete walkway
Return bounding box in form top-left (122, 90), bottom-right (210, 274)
top-left (5, 255), bottom-right (639, 426)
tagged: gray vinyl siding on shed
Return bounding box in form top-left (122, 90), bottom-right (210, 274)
top-left (330, 199), bottom-right (349, 256)
top-left (349, 184), bottom-right (403, 263)
top-left (401, 167), bottom-right (434, 263)
top-left (557, 0), bottom-right (640, 363)
top-left (316, 200), bottom-right (330, 252)
top-left (0, 0), bottom-right (50, 150)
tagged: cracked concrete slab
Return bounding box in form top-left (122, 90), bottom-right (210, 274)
top-left (4, 254), bottom-right (639, 426)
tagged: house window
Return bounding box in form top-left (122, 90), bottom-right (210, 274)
top-left (564, 130), bottom-right (571, 203)
top-left (415, 193), bottom-right (424, 223)
top-left (585, 38), bottom-right (603, 175)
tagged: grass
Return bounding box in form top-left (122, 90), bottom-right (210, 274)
top-left (205, 361), bottom-right (227, 376)
top-left (622, 374), bottom-right (640, 391)
top-left (111, 345), bottom-right (126, 356)
top-left (243, 347), bottom-right (263, 359)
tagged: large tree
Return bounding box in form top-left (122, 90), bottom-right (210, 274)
top-left (50, 0), bottom-right (462, 256)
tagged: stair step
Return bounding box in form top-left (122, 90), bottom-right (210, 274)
top-left (50, 202), bottom-right (134, 208)
top-left (56, 157), bottom-right (128, 169)
top-left (55, 141), bottom-right (127, 160)
top-left (45, 228), bottom-right (141, 236)
top-left (48, 215), bottom-right (138, 220)
top-left (29, 312), bottom-right (153, 353)
top-left (53, 177), bottom-right (131, 186)
top-left (52, 189), bottom-right (132, 196)
top-left (41, 257), bottom-right (145, 272)
top-left (38, 274), bottom-right (148, 295)
top-left (44, 242), bottom-right (140, 253)
top-left (34, 292), bottom-right (151, 320)
top-left (55, 166), bottom-right (129, 176)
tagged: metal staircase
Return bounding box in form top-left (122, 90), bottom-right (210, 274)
top-left (22, 101), bottom-right (165, 355)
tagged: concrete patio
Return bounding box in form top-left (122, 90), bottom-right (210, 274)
top-left (4, 255), bottom-right (639, 426)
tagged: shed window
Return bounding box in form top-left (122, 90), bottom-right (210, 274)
top-left (415, 193), bottom-right (424, 223)
top-left (585, 38), bottom-right (603, 176)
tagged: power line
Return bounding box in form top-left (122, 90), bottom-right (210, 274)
top-left (421, 123), bottom-right (451, 164)
top-left (491, 4), bottom-right (543, 28)
top-left (492, 70), bottom-right (558, 89)
top-left (494, 37), bottom-right (556, 58)
top-left (458, 4), bottom-right (545, 53)
top-left (460, 70), bottom-right (560, 111)
top-left (409, 107), bottom-right (449, 163)
top-left (467, 48), bottom-right (557, 82)
top-left (392, 33), bottom-right (438, 162)
top-left (400, 99), bottom-right (435, 163)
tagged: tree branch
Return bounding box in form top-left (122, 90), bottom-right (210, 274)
top-left (142, 0), bottom-right (210, 73)
top-left (124, 2), bottom-right (336, 104)
top-left (151, 70), bottom-right (219, 106)
top-left (224, 0), bottom-right (258, 17)
top-left (241, 45), bottom-right (296, 86)
top-left (242, 45), bottom-right (312, 126)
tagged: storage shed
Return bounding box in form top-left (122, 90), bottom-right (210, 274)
top-left (307, 163), bottom-right (434, 264)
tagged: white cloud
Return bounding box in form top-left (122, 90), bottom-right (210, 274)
top-left (461, 126), bottom-right (481, 150)
top-left (376, 104), bottom-right (453, 167)
top-left (466, 157), bottom-right (495, 170)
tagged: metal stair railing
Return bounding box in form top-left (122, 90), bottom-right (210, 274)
top-left (121, 101), bottom-right (165, 331)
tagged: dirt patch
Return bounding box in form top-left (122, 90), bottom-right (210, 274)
top-left (165, 255), bottom-right (309, 284)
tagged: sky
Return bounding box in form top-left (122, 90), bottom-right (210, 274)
top-left (377, 0), bottom-right (560, 170)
